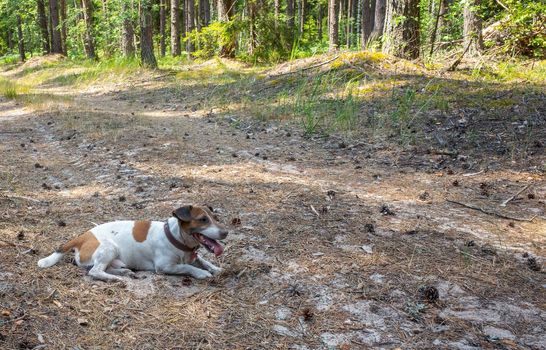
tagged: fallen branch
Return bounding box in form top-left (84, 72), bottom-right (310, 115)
top-left (446, 40), bottom-right (473, 72)
top-left (446, 199), bottom-right (536, 222)
top-left (500, 184), bottom-right (532, 207)
top-left (1, 193), bottom-right (43, 203)
top-left (462, 169), bottom-right (485, 177)
top-left (268, 56), bottom-right (339, 77)
top-left (310, 205), bottom-right (320, 218)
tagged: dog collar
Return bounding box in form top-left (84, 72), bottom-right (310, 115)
top-left (164, 222), bottom-right (199, 253)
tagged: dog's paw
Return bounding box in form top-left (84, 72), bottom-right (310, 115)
top-left (192, 270), bottom-right (213, 279)
top-left (210, 267), bottom-right (223, 276)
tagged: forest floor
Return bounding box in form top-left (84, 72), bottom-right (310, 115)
top-left (0, 54), bottom-right (545, 349)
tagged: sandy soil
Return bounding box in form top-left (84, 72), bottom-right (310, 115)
top-left (0, 61), bottom-right (545, 349)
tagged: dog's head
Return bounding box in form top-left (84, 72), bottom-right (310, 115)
top-left (172, 205), bottom-right (228, 256)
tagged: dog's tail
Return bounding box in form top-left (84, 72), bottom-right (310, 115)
top-left (37, 236), bottom-right (80, 268)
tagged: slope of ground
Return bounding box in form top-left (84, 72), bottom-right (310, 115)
top-left (0, 55), bottom-right (544, 349)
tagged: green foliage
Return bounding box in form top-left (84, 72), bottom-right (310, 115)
top-left (185, 21), bottom-right (240, 60)
top-left (495, 0), bottom-right (546, 57)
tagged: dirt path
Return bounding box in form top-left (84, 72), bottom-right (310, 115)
top-left (1, 68), bottom-right (545, 349)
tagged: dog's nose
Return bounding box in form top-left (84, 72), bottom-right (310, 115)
top-left (219, 230), bottom-right (229, 240)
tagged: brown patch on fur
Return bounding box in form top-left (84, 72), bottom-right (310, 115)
top-left (57, 231), bottom-right (100, 263)
top-left (132, 220), bottom-right (151, 242)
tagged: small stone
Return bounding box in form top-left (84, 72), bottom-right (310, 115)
top-left (77, 318), bottom-right (88, 326)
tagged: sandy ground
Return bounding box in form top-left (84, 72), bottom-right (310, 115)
top-left (0, 61), bottom-right (545, 349)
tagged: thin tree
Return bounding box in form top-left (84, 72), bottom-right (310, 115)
top-left (361, 0), bottom-right (375, 47)
top-left (328, 0), bottom-right (339, 51)
top-left (171, 0), bottom-right (181, 56)
top-left (300, 0), bottom-right (306, 37)
top-left (140, 0), bottom-right (158, 67)
top-left (463, 0), bottom-right (483, 55)
top-left (81, 0), bottom-right (97, 59)
top-left (122, 0), bottom-right (135, 57)
top-left (370, 0), bottom-right (385, 41)
top-left (49, 0), bottom-right (63, 53)
top-left (383, 0), bottom-right (420, 59)
top-left (37, 0), bottom-right (50, 54)
top-left (287, 0), bottom-right (295, 45)
top-left (274, 0), bottom-right (280, 29)
top-left (16, 14), bottom-right (25, 62)
top-left (186, 0), bottom-right (195, 53)
top-left (60, 0), bottom-right (67, 54)
top-left (160, 0), bottom-right (166, 57)
top-left (317, 3), bottom-right (323, 41)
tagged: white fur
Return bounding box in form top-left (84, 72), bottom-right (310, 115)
top-left (37, 252), bottom-right (64, 268)
top-left (38, 217), bottom-right (224, 282)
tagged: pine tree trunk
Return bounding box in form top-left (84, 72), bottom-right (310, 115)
top-left (361, 0), bottom-right (375, 46)
top-left (121, 1), bottom-right (135, 57)
top-left (463, 0), bottom-right (482, 55)
top-left (300, 0), bottom-right (306, 37)
top-left (274, 0), bottom-right (279, 29)
top-left (328, 0), bottom-right (339, 51)
top-left (140, 0), bottom-right (158, 67)
top-left (60, 0), bottom-right (67, 54)
top-left (429, 0), bottom-right (442, 55)
top-left (317, 3), bottom-right (323, 40)
top-left (437, 0), bottom-right (451, 34)
top-left (383, 0), bottom-right (419, 59)
top-left (248, 0), bottom-right (256, 55)
top-left (81, 0), bottom-right (97, 59)
top-left (217, 0), bottom-right (235, 57)
top-left (49, 0), bottom-right (63, 54)
top-left (160, 0), bottom-right (166, 57)
top-left (171, 0), bottom-right (181, 56)
top-left (287, 0), bottom-right (295, 45)
top-left (370, 0), bottom-right (385, 40)
top-left (37, 0), bottom-right (50, 54)
top-left (17, 14), bottom-right (26, 62)
top-left (186, 0), bottom-right (195, 53)
top-left (346, 0), bottom-right (352, 47)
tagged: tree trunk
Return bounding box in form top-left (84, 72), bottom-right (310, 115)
top-left (361, 0), bottom-right (375, 46)
top-left (317, 3), bottom-right (322, 40)
top-left (429, 0), bottom-right (441, 55)
top-left (121, 1), bottom-right (135, 57)
top-left (16, 14), bottom-right (26, 62)
top-left (328, 0), bottom-right (339, 51)
top-left (383, 0), bottom-right (419, 59)
top-left (186, 0), bottom-right (195, 53)
top-left (160, 0), bottom-right (166, 56)
top-left (437, 0), bottom-right (451, 35)
top-left (274, 0), bottom-right (279, 29)
top-left (370, 0), bottom-right (385, 40)
top-left (217, 0), bottom-right (235, 57)
top-left (463, 0), bottom-right (482, 55)
top-left (37, 0), bottom-right (50, 54)
top-left (140, 0), bottom-right (158, 67)
top-left (60, 0), bottom-right (67, 54)
top-left (171, 0), bottom-right (181, 56)
top-left (287, 0), bottom-right (295, 45)
top-left (49, 0), bottom-right (63, 54)
top-left (345, 0), bottom-right (348, 49)
top-left (81, 0), bottom-right (97, 59)
top-left (248, 0), bottom-right (256, 55)
top-left (299, 0), bottom-right (306, 37)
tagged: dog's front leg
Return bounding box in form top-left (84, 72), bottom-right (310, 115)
top-left (156, 263), bottom-right (212, 279)
top-left (193, 255), bottom-right (223, 276)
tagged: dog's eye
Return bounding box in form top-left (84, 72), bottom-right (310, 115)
top-left (200, 217), bottom-right (208, 223)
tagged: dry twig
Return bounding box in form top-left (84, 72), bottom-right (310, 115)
top-left (500, 184), bottom-right (532, 207)
top-left (268, 56), bottom-right (339, 77)
top-left (446, 199), bottom-right (536, 222)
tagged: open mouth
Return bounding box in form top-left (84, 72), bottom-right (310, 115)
top-left (193, 233), bottom-right (224, 257)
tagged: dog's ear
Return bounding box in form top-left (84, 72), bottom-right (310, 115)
top-left (172, 205), bottom-right (193, 222)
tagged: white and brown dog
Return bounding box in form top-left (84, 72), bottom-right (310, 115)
top-left (38, 205), bottom-right (228, 281)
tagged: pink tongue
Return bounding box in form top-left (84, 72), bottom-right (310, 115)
top-left (211, 240), bottom-right (224, 256)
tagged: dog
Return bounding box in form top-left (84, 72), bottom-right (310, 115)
top-left (37, 205), bottom-right (228, 282)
